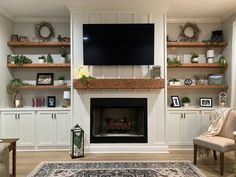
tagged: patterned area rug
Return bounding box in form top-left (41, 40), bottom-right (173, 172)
top-left (27, 161), bottom-right (206, 177)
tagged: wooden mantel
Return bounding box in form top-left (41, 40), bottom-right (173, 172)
top-left (73, 79), bottom-right (165, 89)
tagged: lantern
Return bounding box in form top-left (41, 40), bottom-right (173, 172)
top-left (219, 90), bottom-right (227, 107)
top-left (70, 124), bottom-right (84, 158)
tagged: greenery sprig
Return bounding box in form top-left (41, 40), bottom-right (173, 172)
top-left (7, 79), bottom-right (29, 95)
top-left (13, 55), bottom-right (32, 64)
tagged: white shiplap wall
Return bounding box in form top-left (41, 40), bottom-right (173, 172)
top-left (71, 11), bottom-right (167, 153)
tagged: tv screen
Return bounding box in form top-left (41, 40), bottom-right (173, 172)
top-left (83, 24), bottom-right (154, 65)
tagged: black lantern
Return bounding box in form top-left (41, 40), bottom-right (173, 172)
top-left (70, 124), bottom-right (84, 158)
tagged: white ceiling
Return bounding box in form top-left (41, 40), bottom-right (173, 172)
top-left (0, 0), bottom-right (236, 22)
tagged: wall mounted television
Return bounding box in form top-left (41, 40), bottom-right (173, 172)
top-left (83, 24), bottom-right (154, 65)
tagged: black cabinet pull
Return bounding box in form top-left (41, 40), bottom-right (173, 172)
top-left (54, 113), bottom-right (56, 119)
top-left (51, 113), bottom-right (54, 119)
top-left (18, 113), bottom-right (20, 119)
top-left (15, 113), bottom-right (17, 119)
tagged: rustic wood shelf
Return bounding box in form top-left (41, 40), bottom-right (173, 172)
top-left (7, 41), bottom-right (70, 47)
top-left (167, 85), bottom-right (228, 89)
top-left (73, 79), bottom-right (165, 89)
top-left (7, 63), bottom-right (70, 68)
top-left (167, 42), bottom-right (228, 48)
top-left (167, 63), bottom-right (227, 68)
top-left (18, 85), bottom-right (70, 90)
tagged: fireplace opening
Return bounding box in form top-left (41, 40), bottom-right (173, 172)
top-left (90, 98), bottom-right (147, 143)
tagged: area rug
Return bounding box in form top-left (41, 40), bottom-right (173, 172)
top-left (27, 161), bottom-right (206, 177)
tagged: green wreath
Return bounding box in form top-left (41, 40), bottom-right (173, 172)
top-left (179, 23), bottom-right (201, 42)
top-left (34, 21), bottom-right (55, 41)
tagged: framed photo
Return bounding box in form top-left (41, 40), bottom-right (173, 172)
top-left (36, 73), bottom-right (54, 85)
top-left (47, 96), bottom-right (56, 107)
top-left (171, 96), bottom-right (181, 107)
top-left (199, 97), bottom-right (212, 107)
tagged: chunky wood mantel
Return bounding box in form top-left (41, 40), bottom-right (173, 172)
top-left (73, 79), bottom-right (165, 89)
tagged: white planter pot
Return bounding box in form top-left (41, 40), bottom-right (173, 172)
top-left (60, 57), bottom-right (65, 64)
top-left (174, 81), bottom-right (181, 86)
top-left (192, 57), bottom-right (199, 63)
top-left (169, 81), bottom-right (174, 86)
top-left (58, 80), bottom-right (65, 85)
top-left (184, 103), bottom-right (190, 107)
top-left (38, 59), bottom-right (45, 64)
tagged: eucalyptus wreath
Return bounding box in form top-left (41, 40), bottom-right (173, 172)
top-left (179, 22), bottom-right (201, 42)
top-left (34, 21), bottom-right (55, 41)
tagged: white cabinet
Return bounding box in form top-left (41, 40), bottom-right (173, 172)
top-left (37, 111), bottom-right (71, 146)
top-left (201, 110), bottom-right (212, 133)
top-left (167, 110), bottom-right (201, 145)
top-left (1, 111), bottom-right (35, 146)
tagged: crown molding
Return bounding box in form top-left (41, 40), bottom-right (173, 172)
top-left (0, 6), bottom-right (14, 21)
top-left (220, 7), bottom-right (236, 22)
top-left (167, 17), bottom-right (221, 24)
top-left (14, 16), bottom-right (70, 23)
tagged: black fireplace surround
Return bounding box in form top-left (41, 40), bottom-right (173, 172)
top-left (90, 98), bottom-right (147, 143)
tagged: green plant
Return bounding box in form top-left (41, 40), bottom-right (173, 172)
top-left (172, 78), bottom-right (180, 82)
top-left (218, 55), bottom-right (227, 65)
top-left (38, 55), bottom-right (46, 61)
top-left (13, 55), bottom-right (32, 64)
top-left (191, 53), bottom-right (199, 59)
top-left (182, 97), bottom-right (190, 103)
top-left (58, 76), bottom-right (65, 80)
top-left (46, 53), bottom-right (54, 63)
top-left (7, 79), bottom-right (29, 95)
top-left (60, 47), bottom-right (67, 58)
top-left (167, 57), bottom-right (181, 65)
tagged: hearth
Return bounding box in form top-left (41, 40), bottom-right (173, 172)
top-left (90, 98), bottom-right (147, 143)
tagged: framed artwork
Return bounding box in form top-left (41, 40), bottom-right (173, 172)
top-left (36, 73), bottom-right (54, 85)
top-left (47, 96), bottom-right (56, 107)
top-left (171, 96), bottom-right (181, 107)
top-left (199, 97), bottom-right (212, 107)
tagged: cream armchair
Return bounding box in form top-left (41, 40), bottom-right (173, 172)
top-left (193, 110), bottom-right (236, 176)
top-left (0, 143), bottom-right (10, 177)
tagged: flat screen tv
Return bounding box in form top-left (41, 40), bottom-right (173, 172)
top-left (83, 24), bottom-right (154, 65)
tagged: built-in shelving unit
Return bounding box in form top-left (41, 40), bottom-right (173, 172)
top-left (73, 79), bottom-right (165, 89)
top-left (167, 42), bottom-right (228, 48)
top-left (7, 64), bottom-right (70, 68)
top-left (7, 41), bottom-right (70, 47)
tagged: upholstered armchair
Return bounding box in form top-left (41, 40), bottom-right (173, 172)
top-left (193, 110), bottom-right (236, 176)
top-left (0, 143), bottom-right (10, 177)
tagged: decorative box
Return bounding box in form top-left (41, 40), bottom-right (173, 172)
top-left (208, 74), bottom-right (224, 85)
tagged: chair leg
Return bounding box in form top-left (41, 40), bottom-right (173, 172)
top-left (213, 150), bottom-right (217, 160)
top-left (220, 152), bottom-right (224, 176)
top-left (194, 144), bottom-right (197, 165)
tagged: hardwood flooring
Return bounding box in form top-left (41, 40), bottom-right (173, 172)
top-left (13, 151), bottom-right (235, 177)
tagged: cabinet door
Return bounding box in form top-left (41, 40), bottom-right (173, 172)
top-left (167, 111), bottom-right (182, 145)
top-left (201, 111), bottom-right (212, 134)
top-left (1, 112), bottom-right (18, 138)
top-left (37, 112), bottom-right (54, 146)
top-left (54, 111), bottom-right (71, 145)
top-left (18, 112), bottom-right (35, 146)
top-left (182, 111), bottom-right (200, 145)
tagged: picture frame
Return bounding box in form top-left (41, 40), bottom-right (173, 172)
top-left (36, 73), bottom-right (54, 85)
top-left (47, 96), bottom-right (56, 107)
top-left (171, 96), bottom-right (181, 107)
top-left (199, 97), bottom-right (212, 107)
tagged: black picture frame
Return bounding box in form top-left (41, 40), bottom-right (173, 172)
top-left (199, 97), bottom-right (212, 107)
top-left (36, 73), bottom-right (54, 85)
top-left (171, 96), bottom-right (181, 107)
top-left (47, 96), bottom-right (56, 107)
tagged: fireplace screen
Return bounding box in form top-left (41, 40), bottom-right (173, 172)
top-left (90, 98), bottom-right (147, 143)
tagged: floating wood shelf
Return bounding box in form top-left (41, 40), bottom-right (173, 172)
top-left (167, 63), bottom-right (227, 68)
top-left (167, 42), bottom-right (228, 48)
top-left (18, 85), bottom-right (70, 90)
top-left (7, 41), bottom-right (70, 47)
top-left (73, 79), bottom-right (165, 89)
top-left (7, 63), bottom-right (70, 68)
top-left (167, 85), bottom-right (228, 89)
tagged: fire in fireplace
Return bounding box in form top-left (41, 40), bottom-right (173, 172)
top-left (90, 98), bottom-right (147, 143)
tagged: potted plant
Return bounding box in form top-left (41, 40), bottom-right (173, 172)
top-left (173, 78), bottom-right (181, 86)
top-left (38, 55), bottom-right (46, 64)
top-left (191, 53), bottom-right (199, 63)
top-left (58, 76), bottom-right (65, 85)
top-left (60, 47), bottom-right (67, 63)
top-left (182, 97), bottom-right (190, 107)
top-left (46, 53), bottom-right (54, 63)
top-left (13, 55), bottom-right (32, 64)
top-left (218, 55), bottom-right (227, 65)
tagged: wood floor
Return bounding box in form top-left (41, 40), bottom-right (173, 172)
top-left (13, 151), bottom-right (235, 177)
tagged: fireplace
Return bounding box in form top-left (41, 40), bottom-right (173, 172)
top-left (90, 98), bottom-right (147, 143)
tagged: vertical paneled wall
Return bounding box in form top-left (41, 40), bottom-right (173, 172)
top-left (71, 12), bottom-right (166, 151)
